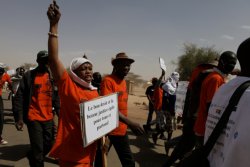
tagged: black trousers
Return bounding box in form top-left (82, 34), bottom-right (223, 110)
top-left (26, 120), bottom-right (54, 167)
top-left (146, 103), bottom-right (155, 127)
top-left (109, 134), bottom-right (135, 167)
top-left (95, 133), bottom-right (135, 167)
top-left (162, 118), bottom-right (196, 167)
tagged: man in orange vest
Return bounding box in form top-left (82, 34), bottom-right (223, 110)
top-left (14, 51), bottom-right (60, 167)
top-left (100, 52), bottom-right (145, 167)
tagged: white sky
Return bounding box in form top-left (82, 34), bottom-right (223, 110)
top-left (1, 0), bottom-right (250, 80)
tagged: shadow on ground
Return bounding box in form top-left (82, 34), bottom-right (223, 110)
top-left (0, 144), bottom-right (30, 161)
top-left (127, 130), bottom-right (168, 167)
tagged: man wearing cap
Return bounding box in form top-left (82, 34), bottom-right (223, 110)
top-left (151, 69), bottom-right (166, 144)
top-left (0, 64), bottom-right (13, 145)
top-left (162, 72), bottom-right (180, 135)
top-left (13, 50), bottom-right (60, 167)
top-left (100, 52), bottom-right (144, 167)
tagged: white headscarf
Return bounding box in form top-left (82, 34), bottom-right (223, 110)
top-left (0, 63), bottom-right (6, 68)
top-left (162, 72), bottom-right (180, 95)
top-left (170, 72), bottom-right (180, 83)
top-left (69, 57), bottom-right (97, 90)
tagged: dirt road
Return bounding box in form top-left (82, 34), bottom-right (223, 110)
top-left (0, 90), bottom-right (181, 167)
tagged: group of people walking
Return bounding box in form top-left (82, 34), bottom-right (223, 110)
top-left (2, 2), bottom-right (145, 167)
top-left (1, 1), bottom-right (250, 167)
top-left (144, 70), bottom-right (180, 146)
top-left (143, 41), bottom-right (249, 167)
top-left (162, 51), bottom-right (237, 167)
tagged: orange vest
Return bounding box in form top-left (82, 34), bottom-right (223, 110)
top-left (28, 73), bottom-right (53, 121)
top-left (49, 71), bottom-right (99, 164)
top-left (101, 74), bottom-right (128, 136)
top-left (194, 72), bottom-right (225, 136)
top-left (0, 73), bottom-right (12, 96)
top-left (154, 87), bottom-right (163, 111)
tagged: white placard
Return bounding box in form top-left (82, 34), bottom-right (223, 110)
top-left (159, 57), bottom-right (167, 71)
top-left (175, 81), bottom-right (189, 117)
top-left (80, 93), bottom-right (119, 147)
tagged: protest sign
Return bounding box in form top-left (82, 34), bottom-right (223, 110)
top-left (80, 93), bottom-right (119, 147)
top-left (175, 81), bottom-right (189, 117)
top-left (159, 57), bottom-right (167, 72)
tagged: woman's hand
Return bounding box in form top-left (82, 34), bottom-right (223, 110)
top-left (47, 0), bottom-right (61, 25)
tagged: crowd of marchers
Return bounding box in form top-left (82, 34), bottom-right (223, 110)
top-left (1, 1), bottom-right (250, 167)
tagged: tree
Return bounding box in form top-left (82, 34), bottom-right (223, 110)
top-left (126, 72), bottom-right (145, 86)
top-left (177, 43), bottom-right (220, 80)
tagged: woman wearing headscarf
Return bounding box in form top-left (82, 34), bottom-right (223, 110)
top-left (47, 2), bottom-right (99, 167)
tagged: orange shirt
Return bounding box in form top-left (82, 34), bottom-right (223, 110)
top-left (49, 71), bottom-right (99, 164)
top-left (28, 73), bottom-right (53, 121)
top-left (154, 87), bottom-right (163, 111)
top-left (188, 64), bottom-right (215, 89)
top-left (100, 74), bottom-right (128, 136)
top-left (0, 73), bottom-right (12, 96)
top-left (194, 71), bottom-right (225, 136)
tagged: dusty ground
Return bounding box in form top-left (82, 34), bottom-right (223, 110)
top-left (0, 86), bottom-right (182, 167)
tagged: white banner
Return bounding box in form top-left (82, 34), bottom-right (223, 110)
top-left (159, 57), bottom-right (167, 72)
top-left (175, 81), bottom-right (189, 117)
top-left (80, 93), bottom-right (119, 147)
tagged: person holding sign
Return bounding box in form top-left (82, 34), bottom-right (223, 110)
top-left (151, 69), bottom-right (169, 144)
top-left (47, 2), bottom-right (99, 167)
top-left (100, 52), bottom-right (145, 167)
top-left (162, 72), bottom-right (180, 130)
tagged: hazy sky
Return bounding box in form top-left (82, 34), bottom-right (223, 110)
top-left (1, 0), bottom-right (250, 80)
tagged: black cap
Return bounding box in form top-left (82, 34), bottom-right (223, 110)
top-left (36, 50), bottom-right (48, 63)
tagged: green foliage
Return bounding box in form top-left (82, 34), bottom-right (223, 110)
top-left (125, 72), bottom-right (146, 86)
top-left (177, 43), bottom-right (220, 80)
